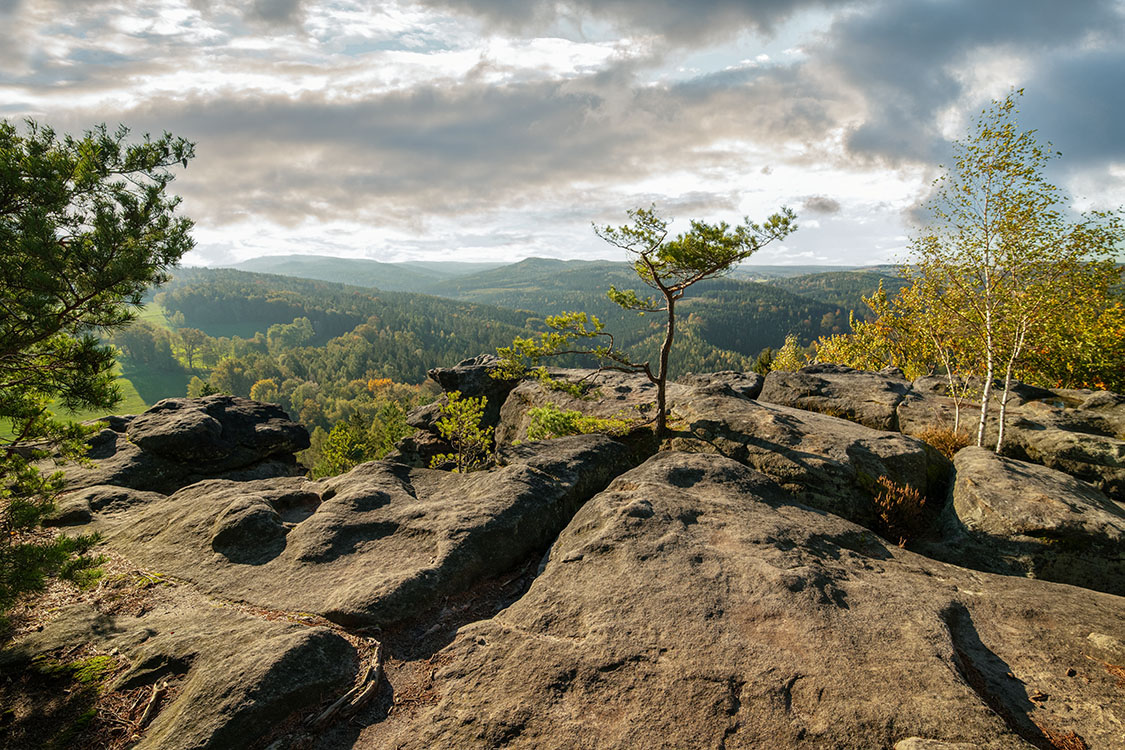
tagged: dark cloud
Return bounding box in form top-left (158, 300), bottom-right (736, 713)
top-left (802, 195), bottom-right (840, 214)
top-left (247, 0), bottom-right (307, 25)
top-left (821, 0), bottom-right (1125, 165)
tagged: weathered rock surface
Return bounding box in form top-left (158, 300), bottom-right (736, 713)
top-left (87, 434), bottom-right (629, 628)
top-left (758, 363), bottom-right (911, 431)
top-left (676, 370), bottom-right (764, 400)
top-left (1, 586), bottom-right (355, 750)
top-left (62, 395), bottom-right (310, 494)
top-left (494, 369), bottom-right (688, 447)
top-left (920, 447), bottom-right (1125, 596)
top-left (668, 390), bottom-right (949, 528)
top-left (365, 452), bottom-right (1125, 750)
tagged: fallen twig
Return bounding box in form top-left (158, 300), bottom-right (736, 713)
top-left (138, 681), bottom-right (167, 728)
top-left (311, 643), bottom-right (385, 729)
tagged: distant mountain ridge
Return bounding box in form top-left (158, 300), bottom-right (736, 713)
top-left (223, 254), bottom-right (894, 294)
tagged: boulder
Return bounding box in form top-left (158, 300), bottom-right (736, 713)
top-left (363, 452), bottom-right (1125, 750)
top-left (0, 585), bottom-right (355, 750)
top-left (1002, 410), bottom-right (1125, 502)
top-left (86, 435), bottom-right (630, 628)
top-left (667, 390), bottom-right (950, 529)
top-left (61, 395), bottom-right (310, 494)
top-left (920, 447), bottom-right (1125, 595)
top-left (427, 354), bottom-right (519, 429)
top-left (759, 363), bottom-right (912, 431)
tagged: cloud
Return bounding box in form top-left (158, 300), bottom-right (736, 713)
top-left (802, 195), bottom-right (840, 214)
top-left (816, 0), bottom-right (1125, 166)
top-left (416, 0), bottom-right (849, 43)
top-left (247, 0), bottom-right (306, 25)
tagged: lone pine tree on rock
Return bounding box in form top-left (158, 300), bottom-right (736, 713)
top-left (495, 205), bottom-right (796, 435)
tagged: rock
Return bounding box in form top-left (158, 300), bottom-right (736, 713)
top-left (384, 430), bottom-right (452, 468)
top-left (495, 369), bottom-right (687, 447)
top-left (893, 379), bottom-right (1124, 501)
top-left (758, 364), bottom-right (912, 431)
top-left (87, 435), bottom-right (630, 628)
top-left (60, 395), bottom-right (310, 494)
top-left (44, 485), bottom-right (166, 526)
top-left (668, 390), bottom-right (950, 529)
top-left (427, 354), bottom-right (519, 429)
top-left (1002, 412), bottom-right (1125, 502)
top-left (405, 401), bottom-right (444, 431)
top-left (365, 452), bottom-right (1125, 750)
top-left (919, 447), bottom-right (1125, 596)
top-left (1, 586), bottom-right (355, 750)
top-left (676, 370), bottom-right (764, 400)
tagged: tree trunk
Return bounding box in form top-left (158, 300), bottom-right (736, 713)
top-left (995, 320), bottom-right (1028, 453)
top-left (655, 297), bottom-right (676, 436)
top-left (976, 337), bottom-right (994, 447)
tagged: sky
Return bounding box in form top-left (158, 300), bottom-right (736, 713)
top-left (2, 0), bottom-right (1123, 268)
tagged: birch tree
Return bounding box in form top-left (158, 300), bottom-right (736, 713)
top-left (912, 90), bottom-right (1121, 450)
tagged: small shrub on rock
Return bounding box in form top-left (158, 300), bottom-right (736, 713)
top-left (526, 403), bottom-right (638, 441)
top-left (873, 475), bottom-right (927, 546)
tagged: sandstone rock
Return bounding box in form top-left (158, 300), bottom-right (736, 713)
top-left (44, 484), bottom-right (166, 526)
top-left (676, 370), bottom-right (764, 400)
top-left (427, 354), bottom-right (519, 429)
top-left (920, 447), bottom-right (1125, 596)
top-left (87, 435), bottom-right (629, 628)
top-left (364, 452), bottom-right (1124, 750)
top-left (1, 586), bottom-right (355, 750)
top-left (1002, 413), bottom-right (1125, 502)
top-left (759, 363), bottom-right (912, 431)
top-left (495, 369), bottom-right (687, 447)
top-left (668, 390), bottom-right (949, 528)
top-left (61, 395), bottom-right (310, 494)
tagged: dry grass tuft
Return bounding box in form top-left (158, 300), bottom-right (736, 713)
top-left (873, 475), bottom-right (927, 547)
top-left (916, 425), bottom-right (972, 460)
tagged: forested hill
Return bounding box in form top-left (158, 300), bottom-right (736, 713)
top-left (228, 255), bottom-right (503, 293)
top-left (419, 257), bottom-right (852, 360)
top-left (770, 270), bottom-right (910, 319)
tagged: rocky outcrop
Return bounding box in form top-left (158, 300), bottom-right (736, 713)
top-left (8, 368), bottom-right (1125, 749)
top-left (364, 452), bottom-right (1125, 749)
top-left (759, 366), bottom-right (1125, 502)
top-left (427, 353), bottom-right (519, 429)
top-left (88, 434), bottom-right (629, 628)
top-left (758, 363), bottom-right (911, 431)
top-left (667, 390), bottom-right (949, 529)
top-left (677, 370), bottom-right (764, 400)
top-left (921, 447), bottom-right (1125, 596)
top-left (61, 395), bottom-right (310, 494)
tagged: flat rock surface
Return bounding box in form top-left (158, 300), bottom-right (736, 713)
top-left (360, 452), bottom-right (1125, 750)
top-left (920, 447), bottom-right (1125, 596)
top-left (86, 435), bottom-right (629, 628)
